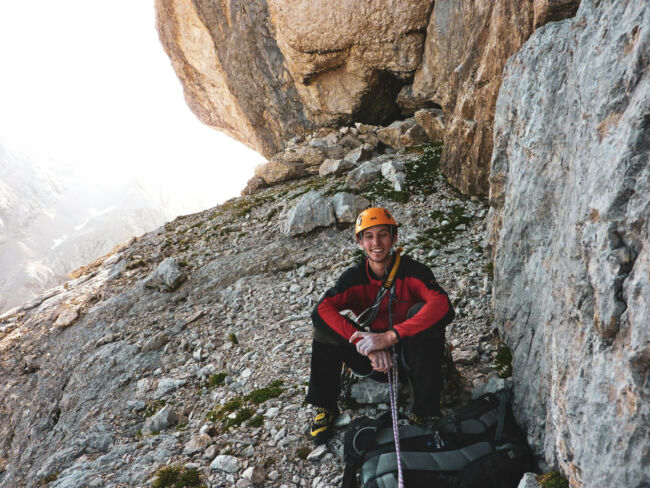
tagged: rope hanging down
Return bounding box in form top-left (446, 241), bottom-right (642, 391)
top-left (387, 284), bottom-right (405, 488)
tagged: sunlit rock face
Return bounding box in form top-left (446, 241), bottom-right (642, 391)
top-left (155, 0), bottom-right (433, 158)
top-left (487, 1), bottom-right (649, 485)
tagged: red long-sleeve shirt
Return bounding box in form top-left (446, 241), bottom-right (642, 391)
top-left (312, 254), bottom-right (454, 341)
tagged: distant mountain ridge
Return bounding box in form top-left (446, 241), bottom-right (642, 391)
top-left (0, 146), bottom-right (177, 314)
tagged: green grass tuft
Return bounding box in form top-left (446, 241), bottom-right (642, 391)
top-left (152, 466), bottom-right (203, 488)
top-left (244, 380), bottom-right (284, 404)
top-left (206, 372), bottom-right (227, 388)
top-left (537, 471), bottom-right (569, 488)
top-left (494, 344), bottom-right (513, 379)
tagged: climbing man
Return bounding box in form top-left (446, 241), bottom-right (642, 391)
top-left (306, 207), bottom-right (455, 444)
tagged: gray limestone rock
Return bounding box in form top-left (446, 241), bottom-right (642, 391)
top-left (143, 258), bottom-right (186, 292)
top-left (350, 379), bottom-right (390, 404)
top-left (330, 193), bottom-right (370, 223)
top-left (284, 191), bottom-right (336, 236)
top-left (343, 146), bottom-right (371, 165)
top-left (242, 465), bottom-right (266, 484)
top-left (140, 333), bottom-right (169, 353)
top-left (183, 434), bottom-right (212, 455)
top-left (381, 161), bottom-right (407, 191)
top-left (487, 2), bottom-right (650, 486)
top-left (154, 378), bottom-right (186, 398)
top-left (345, 161), bottom-right (382, 190)
top-left (211, 454), bottom-right (241, 473)
top-left (307, 444), bottom-right (328, 462)
top-left (517, 473), bottom-right (541, 488)
top-left (142, 405), bottom-right (179, 434)
top-left (319, 158), bottom-right (356, 177)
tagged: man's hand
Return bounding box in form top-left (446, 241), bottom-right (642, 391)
top-left (368, 350), bottom-right (393, 373)
top-left (349, 330), bottom-right (398, 356)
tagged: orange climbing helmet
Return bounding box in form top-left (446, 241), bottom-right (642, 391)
top-left (355, 207), bottom-right (398, 237)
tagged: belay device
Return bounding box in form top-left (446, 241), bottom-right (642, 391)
top-left (341, 392), bottom-right (532, 488)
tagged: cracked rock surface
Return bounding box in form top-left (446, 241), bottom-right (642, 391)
top-left (487, 1), bottom-right (650, 486)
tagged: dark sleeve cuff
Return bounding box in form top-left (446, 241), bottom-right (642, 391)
top-left (392, 328), bottom-right (401, 343)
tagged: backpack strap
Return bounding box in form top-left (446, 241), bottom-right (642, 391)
top-left (495, 390), bottom-right (509, 442)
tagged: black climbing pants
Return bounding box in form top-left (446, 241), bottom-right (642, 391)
top-left (306, 330), bottom-right (445, 417)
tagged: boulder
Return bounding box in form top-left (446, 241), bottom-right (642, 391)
top-left (241, 175), bottom-right (267, 195)
top-left (345, 161), bottom-right (382, 190)
top-left (142, 405), bottom-right (178, 434)
top-left (339, 134), bottom-right (363, 149)
top-left (376, 119), bottom-right (417, 149)
top-left (183, 434), bottom-right (213, 455)
top-left (318, 158), bottom-right (356, 177)
top-left (414, 108), bottom-right (445, 142)
top-left (343, 145), bottom-right (372, 165)
top-left (396, 84), bottom-right (440, 116)
top-left (143, 258), bottom-right (186, 292)
top-left (242, 465), bottom-right (266, 484)
top-left (517, 473), bottom-right (541, 488)
top-left (254, 159), bottom-right (305, 186)
top-left (284, 191), bottom-right (336, 236)
top-left (210, 454), bottom-right (240, 473)
top-left (487, 3), bottom-right (649, 486)
top-left (330, 193), bottom-right (370, 223)
top-left (399, 124), bottom-right (430, 147)
top-left (283, 146), bottom-right (325, 167)
top-left (381, 161), bottom-right (407, 191)
top-left (351, 378), bottom-right (390, 404)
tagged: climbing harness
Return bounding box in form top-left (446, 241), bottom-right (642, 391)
top-left (355, 247), bottom-right (403, 330)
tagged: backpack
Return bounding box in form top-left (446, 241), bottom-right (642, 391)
top-left (341, 392), bottom-right (531, 488)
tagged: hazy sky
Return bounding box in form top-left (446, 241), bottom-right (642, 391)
top-left (0, 0), bottom-right (264, 211)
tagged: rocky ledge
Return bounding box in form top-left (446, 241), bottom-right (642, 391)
top-left (0, 141), bottom-right (502, 488)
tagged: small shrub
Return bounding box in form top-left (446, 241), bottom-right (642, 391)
top-left (40, 472), bottom-right (60, 485)
top-left (296, 445), bottom-right (311, 460)
top-left (206, 372), bottom-right (227, 388)
top-left (224, 407), bottom-right (254, 429)
top-left (228, 333), bottom-right (239, 345)
top-left (537, 471), bottom-right (569, 488)
top-left (152, 466), bottom-right (203, 488)
top-left (494, 344), bottom-right (513, 379)
top-left (126, 259), bottom-right (147, 270)
top-left (144, 399), bottom-right (166, 417)
top-left (249, 414), bottom-right (264, 427)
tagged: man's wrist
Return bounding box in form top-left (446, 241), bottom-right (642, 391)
top-left (387, 330), bottom-right (399, 345)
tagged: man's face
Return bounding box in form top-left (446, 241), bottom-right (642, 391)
top-left (357, 225), bottom-right (397, 264)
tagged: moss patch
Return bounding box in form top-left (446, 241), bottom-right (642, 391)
top-left (206, 372), bottom-right (227, 388)
top-left (244, 380), bottom-right (284, 404)
top-left (494, 344), bottom-right (513, 379)
top-left (296, 445), bottom-right (311, 460)
top-left (152, 466), bottom-right (203, 488)
top-left (537, 471), bottom-right (569, 488)
top-left (249, 414), bottom-right (265, 427)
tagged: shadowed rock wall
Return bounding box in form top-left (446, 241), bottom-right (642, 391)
top-left (487, 1), bottom-right (649, 485)
top-left (411, 0), bottom-right (579, 195)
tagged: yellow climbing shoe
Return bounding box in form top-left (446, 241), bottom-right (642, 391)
top-left (310, 407), bottom-right (337, 445)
